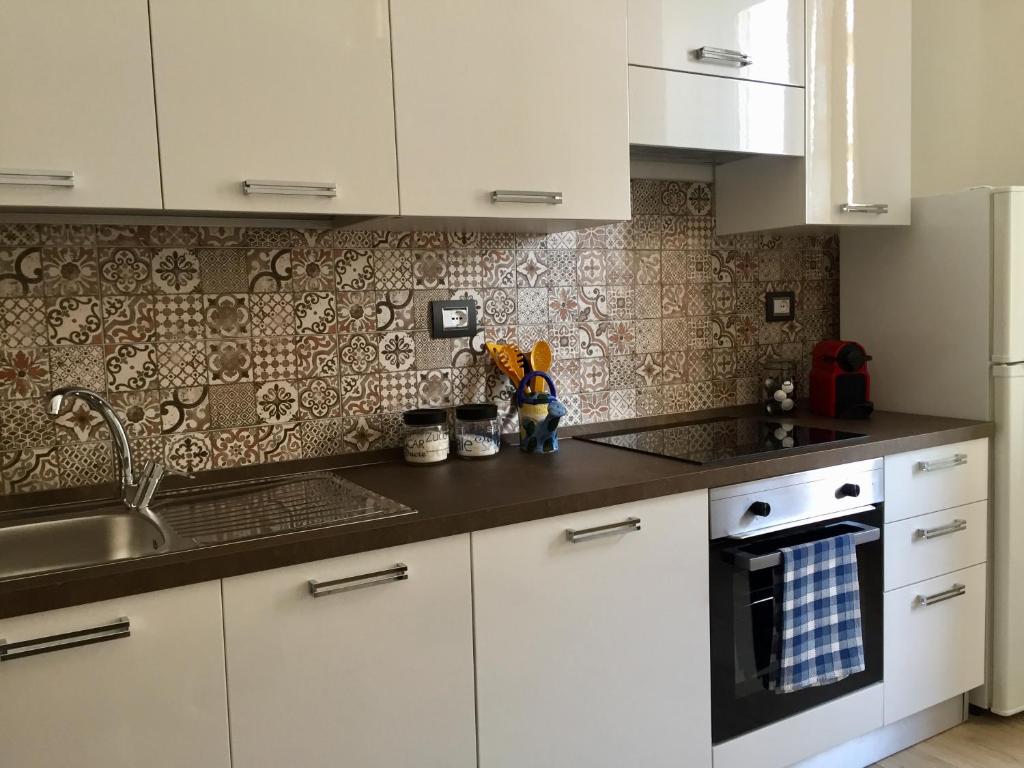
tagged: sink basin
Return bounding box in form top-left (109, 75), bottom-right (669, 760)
top-left (0, 510), bottom-right (166, 580)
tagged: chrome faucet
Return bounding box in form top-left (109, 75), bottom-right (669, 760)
top-left (45, 387), bottom-right (180, 536)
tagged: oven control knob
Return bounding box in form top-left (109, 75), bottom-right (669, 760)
top-left (836, 483), bottom-right (862, 499)
top-left (748, 501), bottom-right (772, 517)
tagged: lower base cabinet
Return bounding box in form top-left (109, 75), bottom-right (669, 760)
top-left (0, 582), bottom-right (230, 768)
top-left (221, 534), bottom-right (476, 768)
top-left (472, 492), bottom-right (712, 768)
top-left (884, 563), bottom-right (987, 724)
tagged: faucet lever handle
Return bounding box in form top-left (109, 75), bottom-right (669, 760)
top-left (133, 461), bottom-right (167, 511)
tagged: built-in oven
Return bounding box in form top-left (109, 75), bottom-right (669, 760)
top-left (709, 459), bottom-right (885, 745)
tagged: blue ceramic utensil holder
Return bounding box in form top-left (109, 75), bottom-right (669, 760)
top-left (515, 371), bottom-right (566, 454)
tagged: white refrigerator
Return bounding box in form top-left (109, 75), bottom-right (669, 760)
top-left (842, 186), bottom-right (1024, 715)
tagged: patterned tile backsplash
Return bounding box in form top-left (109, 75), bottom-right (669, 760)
top-left (0, 179), bottom-right (838, 495)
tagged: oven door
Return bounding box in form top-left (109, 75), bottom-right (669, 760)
top-left (709, 505), bottom-right (884, 745)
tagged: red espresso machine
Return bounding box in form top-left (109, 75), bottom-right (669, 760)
top-left (810, 340), bottom-right (875, 418)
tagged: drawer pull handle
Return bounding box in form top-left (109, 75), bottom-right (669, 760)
top-left (839, 203), bottom-right (889, 214)
top-left (566, 517), bottom-right (641, 543)
top-left (491, 190), bottom-right (563, 205)
top-left (694, 46), bottom-right (753, 67)
top-left (0, 617), bottom-right (129, 662)
top-left (0, 168), bottom-right (75, 187)
top-left (917, 453), bottom-right (968, 473)
top-left (308, 563), bottom-right (408, 598)
top-left (915, 519), bottom-right (968, 540)
top-left (915, 583), bottom-right (966, 607)
top-left (242, 179), bottom-right (337, 197)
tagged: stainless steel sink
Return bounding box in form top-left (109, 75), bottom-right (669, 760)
top-left (0, 510), bottom-right (166, 580)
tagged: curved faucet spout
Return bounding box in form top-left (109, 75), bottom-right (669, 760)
top-left (46, 387), bottom-right (136, 500)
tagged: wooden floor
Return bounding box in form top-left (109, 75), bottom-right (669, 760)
top-left (873, 710), bottom-right (1024, 767)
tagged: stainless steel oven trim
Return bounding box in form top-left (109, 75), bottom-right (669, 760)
top-left (724, 504), bottom-right (880, 540)
top-left (726, 520), bottom-right (880, 572)
top-left (709, 458), bottom-right (883, 501)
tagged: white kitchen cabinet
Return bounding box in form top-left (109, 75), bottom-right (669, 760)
top-left (0, 582), bottom-right (230, 768)
top-left (883, 439), bottom-right (989, 523)
top-left (629, 67), bottom-right (805, 156)
top-left (628, 0), bottom-right (805, 87)
top-left (473, 492), bottom-right (711, 768)
top-left (222, 535), bottom-right (476, 768)
top-left (884, 501), bottom-right (988, 591)
top-left (150, 0), bottom-right (398, 215)
top-left (389, 0), bottom-right (630, 222)
top-left (716, 0), bottom-right (912, 233)
top-left (0, 0), bottom-right (161, 209)
top-left (884, 563), bottom-right (987, 724)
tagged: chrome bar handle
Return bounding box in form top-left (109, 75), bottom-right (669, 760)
top-left (0, 618), bottom-right (130, 662)
top-left (694, 46), bottom-right (753, 67)
top-left (308, 563), bottom-right (408, 598)
top-left (242, 180), bottom-right (337, 197)
top-left (917, 454), bottom-right (968, 473)
top-left (0, 168), bottom-right (75, 187)
top-left (491, 190), bottom-right (563, 205)
top-left (839, 203), bottom-right (889, 214)
top-left (566, 517), bottom-right (641, 543)
top-left (915, 519), bottom-right (968, 540)
top-left (915, 583), bottom-right (966, 607)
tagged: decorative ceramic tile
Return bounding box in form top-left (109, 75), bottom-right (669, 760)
top-left (635, 319), bottom-right (663, 354)
top-left (374, 250), bottom-right (413, 290)
top-left (53, 398), bottom-right (109, 444)
top-left (577, 286), bottom-right (609, 321)
top-left (205, 383), bottom-right (254, 430)
top-left (99, 247), bottom-right (153, 294)
top-left (199, 248), bottom-right (249, 292)
top-left (294, 291), bottom-right (337, 334)
top-left (105, 343), bottom-right (159, 391)
top-left (338, 333), bottom-right (379, 374)
top-left (247, 248), bottom-right (292, 293)
top-left (250, 293), bottom-right (295, 337)
top-left (343, 416), bottom-right (383, 452)
top-left (335, 249), bottom-right (376, 290)
top-left (335, 291), bottom-right (375, 332)
top-left (451, 331), bottom-right (487, 368)
top-left (482, 249), bottom-right (516, 288)
top-left (164, 433), bottom-right (213, 474)
top-left (255, 380), bottom-right (299, 424)
top-left (0, 348), bottom-right (49, 399)
top-left (294, 334), bottom-right (338, 378)
top-left (110, 390), bottom-right (163, 438)
top-left (412, 332), bottom-right (451, 371)
top-left (251, 336), bottom-right (298, 381)
top-left (143, 225), bottom-right (199, 248)
top-left (580, 358), bottom-right (609, 392)
top-left (375, 289), bottom-right (415, 331)
top-left (205, 294), bottom-right (251, 338)
top-left (49, 345), bottom-right (106, 390)
top-left (159, 385), bottom-right (211, 434)
top-left (299, 418), bottom-right (346, 459)
top-left (416, 369), bottom-right (452, 408)
top-left (516, 251), bottom-right (550, 288)
top-left (45, 296), bottom-right (103, 345)
top-left (1, 446), bottom-right (60, 494)
top-left (58, 441), bottom-right (113, 488)
top-left (0, 247), bottom-right (43, 297)
top-left (0, 399), bottom-right (56, 447)
top-left (103, 295), bottom-right (157, 344)
top-left (154, 295), bottom-right (205, 341)
top-left (412, 250), bottom-right (448, 288)
top-left (517, 287), bottom-right (548, 325)
top-left (291, 248), bottom-right (335, 291)
top-left (377, 331), bottom-right (415, 372)
top-left (447, 253), bottom-right (486, 289)
top-left (153, 248), bottom-right (201, 294)
top-left (207, 339), bottom-right (253, 384)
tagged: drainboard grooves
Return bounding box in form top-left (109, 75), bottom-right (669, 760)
top-left (156, 473), bottom-right (415, 544)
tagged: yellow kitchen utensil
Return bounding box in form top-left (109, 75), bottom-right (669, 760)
top-left (503, 344), bottom-right (525, 384)
top-left (529, 340), bottom-right (553, 392)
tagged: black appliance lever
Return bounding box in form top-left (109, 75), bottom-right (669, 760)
top-left (836, 483), bottom-right (862, 499)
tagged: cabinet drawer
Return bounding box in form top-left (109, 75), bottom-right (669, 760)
top-left (629, 66), bottom-right (804, 156)
top-left (884, 439), bottom-right (989, 522)
top-left (883, 563), bottom-right (986, 725)
top-left (884, 501), bottom-right (987, 591)
top-left (628, 0), bottom-right (804, 87)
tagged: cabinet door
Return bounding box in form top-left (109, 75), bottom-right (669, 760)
top-left (0, 0), bottom-right (161, 209)
top-left (884, 563), bottom-right (986, 724)
top-left (805, 0), bottom-right (911, 226)
top-left (628, 0), bottom-right (804, 87)
top-left (222, 535), bottom-right (476, 768)
top-left (884, 439), bottom-right (989, 523)
top-left (150, 0), bottom-right (398, 215)
top-left (390, 0), bottom-right (630, 221)
top-left (0, 583), bottom-right (229, 768)
top-left (473, 492), bottom-right (711, 768)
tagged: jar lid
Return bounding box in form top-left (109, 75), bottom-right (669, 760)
top-left (403, 408), bottom-right (447, 426)
top-left (455, 403), bottom-right (498, 420)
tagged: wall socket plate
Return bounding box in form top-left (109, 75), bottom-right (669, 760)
top-left (765, 291), bottom-right (796, 322)
top-left (430, 299), bottom-right (477, 338)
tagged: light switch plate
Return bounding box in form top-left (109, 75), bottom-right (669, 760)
top-left (430, 299), bottom-right (477, 338)
top-left (765, 291), bottom-right (796, 322)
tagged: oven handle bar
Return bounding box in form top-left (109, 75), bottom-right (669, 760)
top-left (724, 504), bottom-right (880, 541)
top-left (725, 521), bottom-right (880, 572)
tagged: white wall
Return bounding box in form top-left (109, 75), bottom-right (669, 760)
top-left (912, 0), bottom-right (1024, 196)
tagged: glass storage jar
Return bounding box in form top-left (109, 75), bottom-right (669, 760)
top-left (762, 359), bottom-right (797, 416)
top-left (454, 403), bottom-right (501, 459)
top-left (402, 408), bottom-right (449, 464)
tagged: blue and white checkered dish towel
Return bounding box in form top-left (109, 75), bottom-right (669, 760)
top-left (772, 532), bottom-right (866, 694)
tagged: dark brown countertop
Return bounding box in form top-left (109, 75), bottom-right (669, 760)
top-left (0, 407), bottom-right (993, 618)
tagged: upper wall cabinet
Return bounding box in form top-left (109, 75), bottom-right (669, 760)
top-left (715, 0), bottom-right (912, 233)
top-left (389, 0), bottom-right (630, 223)
top-left (628, 0), bottom-right (805, 87)
top-left (150, 0), bottom-right (399, 216)
top-left (627, 0), bottom-right (805, 157)
top-left (0, 0), bottom-right (162, 209)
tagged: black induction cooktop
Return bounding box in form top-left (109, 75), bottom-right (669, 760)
top-left (579, 418), bottom-right (866, 466)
